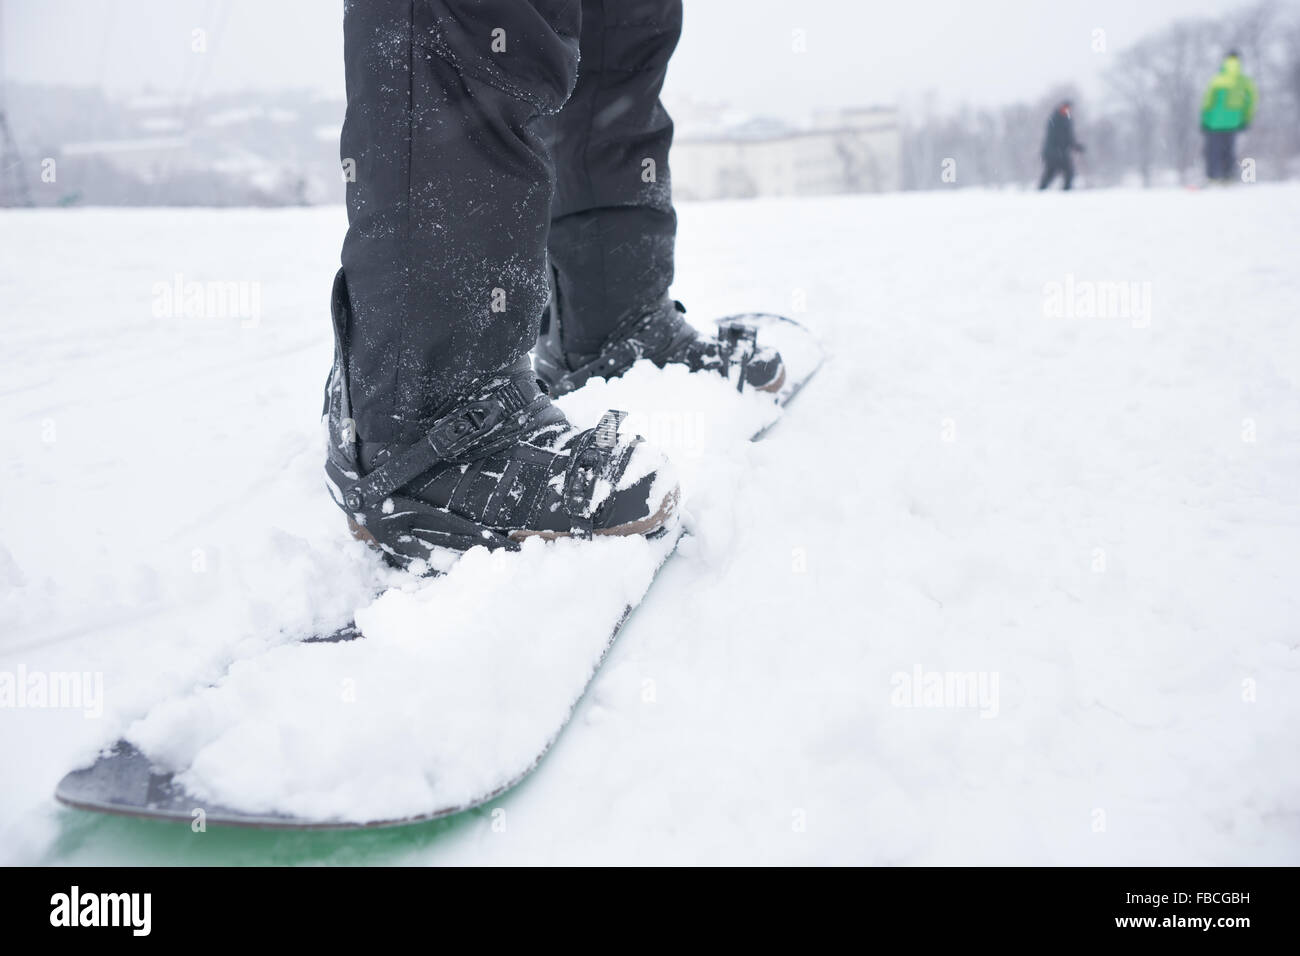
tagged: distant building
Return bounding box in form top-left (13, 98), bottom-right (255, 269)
top-left (671, 106), bottom-right (900, 200)
top-left (12, 85), bottom-right (344, 205)
top-left (60, 137), bottom-right (189, 183)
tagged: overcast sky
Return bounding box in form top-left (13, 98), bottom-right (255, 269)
top-left (4, 0), bottom-right (1258, 117)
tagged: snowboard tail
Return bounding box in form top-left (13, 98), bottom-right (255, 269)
top-left (55, 578), bottom-right (660, 830)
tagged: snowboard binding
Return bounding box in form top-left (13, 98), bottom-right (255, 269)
top-left (323, 270), bottom-right (680, 572)
top-left (535, 293), bottom-right (786, 397)
top-left (716, 320), bottom-right (760, 394)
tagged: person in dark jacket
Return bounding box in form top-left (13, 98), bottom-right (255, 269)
top-left (1038, 100), bottom-right (1085, 190)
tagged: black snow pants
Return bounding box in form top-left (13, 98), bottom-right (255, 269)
top-left (1038, 154), bottom-right (1074, 191)
top-left (339, 0), bottom-right (682, 444)
top-left (1204, 130), bottom-right (1238, 181)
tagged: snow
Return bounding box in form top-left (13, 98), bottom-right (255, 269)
top-left (130, 532), bottom-right (679, 822)
top-left (2, 186), bottom-right (1299, 863)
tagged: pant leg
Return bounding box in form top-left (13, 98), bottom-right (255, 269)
top-left (544, 0), bottom-right (683, 356)
top-left (339, 0), bottom-right (580, 444)
top-left (1062, 160), bottom-right (1075, 190)
top-left (1207, 131), bottom-right (1234, 180)
top-left (1222, 131), bottom-right (1238, 181)
top-left (1038, 157), bottom-right (1061, 190)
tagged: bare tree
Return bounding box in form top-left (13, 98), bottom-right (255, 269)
top-left (996, 102), bottom-right (1038, 186)
top-left (834, 131), bottom-right (884, 193)
top-left (1289, 19), bottom-right (1300, 161)
top-left (1151, 20), bottom-right (1218, 183)
top-left (1106, 43), bottom-right (1162, 186)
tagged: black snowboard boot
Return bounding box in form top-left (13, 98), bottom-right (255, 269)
top-left (534, 293), bottom-right (786, 398)
top-left (323, 274), bottom-right (680, 571)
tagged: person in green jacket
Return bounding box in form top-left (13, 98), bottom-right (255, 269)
top-left (1201, 50), bottom-right (1258, 182)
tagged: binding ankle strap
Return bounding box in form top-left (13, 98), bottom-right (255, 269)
top-left (340, 378), bottom-right (540, 512)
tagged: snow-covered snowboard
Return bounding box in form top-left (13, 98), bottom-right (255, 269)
top-left (55, 314), bottom-right (824, 830)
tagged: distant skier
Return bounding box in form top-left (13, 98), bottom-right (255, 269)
top-left (1038, 100), bottom-right (1085, 191)
top-left (1201, 50), bottom-right (1257, 183)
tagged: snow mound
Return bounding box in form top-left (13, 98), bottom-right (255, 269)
top-left (128, 532), bottom-right (677, 821)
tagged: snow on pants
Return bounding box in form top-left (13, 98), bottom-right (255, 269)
top-left (339, 0), bottom-right (682, 443)
top-left (1204, 130), bottom-right (1238, 181)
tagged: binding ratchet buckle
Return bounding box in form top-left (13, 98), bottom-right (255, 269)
top-left (717, 321), bottom-right (759, 394)
top-left (564, 410), bottom-right (629, 539)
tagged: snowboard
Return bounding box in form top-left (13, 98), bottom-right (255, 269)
top-left (55, 314), bottom-right (824, 830)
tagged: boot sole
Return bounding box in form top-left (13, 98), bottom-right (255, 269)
top-left (755, 365), bottom-right (786, 393)
top-left (347, 516), bottom-right (381, 546)
top-left (345, 485), bottom-right (682, 553)
top-left (508, 484), bottom-right (681, 543)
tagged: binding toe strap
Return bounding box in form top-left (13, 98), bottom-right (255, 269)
top-left (562, 410), bottom-right (630, 538)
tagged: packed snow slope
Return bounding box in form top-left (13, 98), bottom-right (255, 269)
top-left (2, 185), bottom-right (1298, 864)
